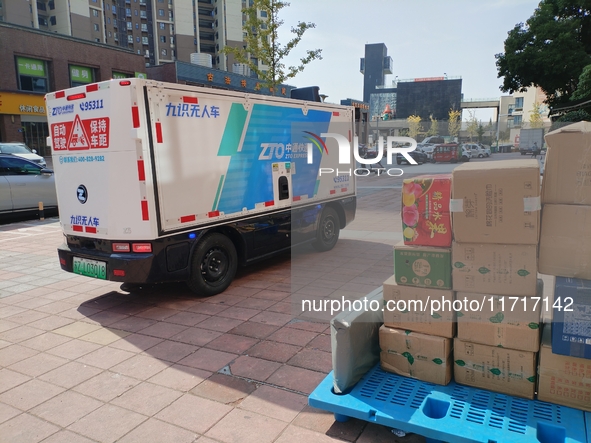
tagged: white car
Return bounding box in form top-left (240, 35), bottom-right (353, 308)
top-left (0, 142), bottom-right (47, 168)
top-left (463, 143), bottom-right (489, 158)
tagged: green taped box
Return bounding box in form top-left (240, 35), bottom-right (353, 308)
top-left (379, 325), bottom-right (452, 386)
top-left (453, 338), bottom-right (537, 399)
top-left (394, 243), bottom-right (451, 289)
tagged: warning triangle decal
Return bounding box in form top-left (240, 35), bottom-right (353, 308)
top-left (67, 114), bottom-right (90, 150)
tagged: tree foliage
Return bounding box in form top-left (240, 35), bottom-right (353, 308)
top-left (529, 102), bottom-right (545, 128)
top-left (426, 115), bottom-right (439, 136)
top-left (448, 109), bottom-right (461, 140)
top-left (571, 64), bottom-right (591, 100)
top-left (222, 0), bottom-right (322, 94)
top-left (495, 0), bottom-right (591, 106)
top-left (407, 115), bottom-right (422, 140)
top-left (465, 111), bottom-right (479, 141)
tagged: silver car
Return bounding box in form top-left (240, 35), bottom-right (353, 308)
top-left (0, 142), bottom-right (47, 168)
top-left (0, 154), bottom-right (57, 215)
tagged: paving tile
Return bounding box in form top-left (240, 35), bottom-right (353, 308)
top-left (164, 311), bottom-right (210, 327)
top-left (0, 319), bottom-right (19, 333)
top-left (106, 316), bottom-right (158, 333)
top-left (30, 390), bottom-right (103, 427)
top-left (0, 305), bottom-right (28, 319)
top-left (267, 301), bottom-right (293, 315)
top-left (0, 378), bottom-right (64, 411)
top-left (228, 321), bottom-right (279, 339)
top-left (135, 306), bottom-right (180, 321)
top-left (8, 352), bottom-right (68, 377)
top-left (0, 344), bottom-right (39, 366)
top-left (39, 430), bottom-right (97, 443)
top-left (58, 305), bottom-right (102, 320)
top-left (77, 345), bottom-right (135, 369)
top-left (170, 326), bottom-right (223, 346)
top-left (52, 321), bottom-right (101, 338)
top-left (274, 424), bottom-right (348, 443)
top-left (0, 368), bottom-right (31, 394)
top-left (191, 373), bottom-right (256, 405)
top-left (147, 364), bottom-right (211, 392)
top-left (196, 316), bottom-right (244, 333)
top-left (110, 354), bottom-right (170, 380)
top-left (247, 340), bottom-right (301, 363)
top-left (26, 314), bottom-right (75, 331)
top-left (203, 293), bottom-right (247, 306)
top-left (356, 422), bottom-right (426, 443)
top-left (250, 311), bottom-right (293, 327)
top-left (267, 326), bottom-right (318, 346)
top-left (178, 347), bottom-right (237, 372)
top-left (34, 300), bottom-right (76, 315)
top-left (294, 405), bottom-right (369, 442)
top-left (286, 319), bottom-right (328, 333)
top-left (78, 327), bottom-right (131, 345)
top-left (144, 340), bottom-right (198, 363)
top-left (109, 333), bottom-right (163, 352)
top-left (67, 404), bottom-right (147, 443)
top-left (105, 301), bottom-right (150, 316)
top-left (186, 302), bottom-right (229, 316)
top-left (288, 348), bottom-right (332, 373)
top-left (117, 417), bottom-right (198, 443)
top-left (306, 334), bottom-right (332, 352)
top-left (204, 333), bottom-right (259, 354)
top-left (223, 286), bottom-right (263, 297)
top-left (235, 297), bottom-right (277, 310)
top-left (5, 309), bottom-right (49, 325)
top-left (155, 393), bottom-right (232, 434)
top-left (73, 371), bottom-right (140, 402)
top-left (18, 331), bottom-right (72, 351)
top-left (38, 361), bottom-right (103, 389)
top-left (0, 324), bottom-right (45, 343)
top-left (239, 385), bottom-right (307, 423)
top-left (86, 310), bottom-right (131, 327)
top-left (138, 321), bottom-right (188, 339)
top-left (266, 365), bottom-right (326, 395)
top-left (45, 338), bottom-right (102, 360)
top-left (229, 356), bottom-right (281, 382)
top-left (111, 382), bottom-right (182, 416)
top-left (250, 289), bottom-right (292, 301)
top-left (0, 413), bottom-right (60, 443)
top-left (205, 408), bottom-right (287, 443)
top-left (217, 306), bottom-right (261, 321)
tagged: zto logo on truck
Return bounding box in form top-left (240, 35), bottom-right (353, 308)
top-left (51, 115), bottom-right (110, 151)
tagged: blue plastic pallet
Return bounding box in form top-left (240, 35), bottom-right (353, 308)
top-left (309, 365), bottom-right (589, 443)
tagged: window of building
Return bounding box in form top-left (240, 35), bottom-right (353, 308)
top-left (128, 35), bottom-right (133, 42)
top-left (16, 57), bottom-right (48, 93)
top-left (159, 22), bottom-right (165, 30)
top-left (141, 23), bottom-right (147, 31)
top-left (92, 9), bottom-right (98, 17)
top-left (108, 31), bottom-right (112, 37)
top-left (170, 36), bottom-right (174, 44)
top-left (140, 10), bottom-right (146, 18)
top-left (107, 17), bottom-right (110, 24)
top-left (515, 97), bottom-right (524, 109)
top-left (169, 10), bottom-right (173, 20)
top-left (38, 17), bottom-right (48, 26)
top-left (49, 1), bottom-right (55, 10)
top-left (94, 23), bottom-right (99, 31)
top-left (136, 36), bottom-right (140, 42)
top-left (142, 36), bottom-right (148, 44)
top-left (134, 9), bottom-right (138, 15)
top-left (125, 8), bottom-right (131, 16)
top-left (260, 10), bottom-right (267, 17)
top-left (135, 22), bottom-right (139, 29)
top-left (513, 115), bottom-right (523, 126)
top-left (112, 5), bottom-right (116, 13)
top-left (95, 38), bottom-right (100, 42)
top-left (69, 64), bottom-right (95, 87)
top-left (50, 16), bottom-right (56, 25)
top-left (160, 35), bottom-right (166, 43)
top-left (158, 9), bottom-right (164, 16)
top-left (162, 49), bottom-right (167, 56)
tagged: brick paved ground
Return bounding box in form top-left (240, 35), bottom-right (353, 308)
top-left (0, 172), bottom-right (433, 443)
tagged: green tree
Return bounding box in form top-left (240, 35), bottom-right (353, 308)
top-left (477, 123), bottom-right (485, 142)
top-left (571, 64), bottom-right (591, 101)
top-left (448, 109), bottom-right (461, 141)
top-left (222, 0), bottom-right (322, 94)
top-left (407, 115), bottom-right (422, 140)
top-left (529, 102), bottom-right (545, 128)
top-left (466, 111), bottom-right (479, 142)
top-left (426, 115), bottom-right (439, 136)
top-left (495, 0), bottom-right (591, 106)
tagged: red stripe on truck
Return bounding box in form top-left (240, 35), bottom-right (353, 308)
top-left (293, 196), bottom-right (301, 201)
top-left (85, 227), bottom-right (97, 233)
top-left (55, 91), bottom-right (65, 99)
top-left (137, 160), bottom-right (145, 181)
top-left (180, 215), bottom-right (196, 223)
top-left (86, 84), bottom-right (99, 92)
top-left (155, 122), bottom-right (163, 143)
top-left (208, 211), bottom-right (220, 217)
top-left (183, 96), bottom-right (198, 104)
top-left (141, 201), bottom-right (149, 220)
top-left (72, 225), bottom-right (83, 232)
top-left (341, 188), bottom-right (348, 192)
top-left (333, 111), bottom-right (340, 116)
top-left (264, 201), bottom-right (274, 207)
top-left (330, 190), bottom-right (336, 195)
top-left (132, 106), bottom-right (140, 128)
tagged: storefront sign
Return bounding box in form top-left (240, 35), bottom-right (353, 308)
top-left (16, 57), bottom-right (46, 77)
top-left (0, 92), bottom-right (46, 115)
top-left (135, 72), bottom-right (147, 79)
top-left (112, 71), bottom-right (129, 79)
top-left (70, 65), bottom-right (93, 84)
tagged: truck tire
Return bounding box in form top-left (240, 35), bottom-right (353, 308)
top-left (312, 206), bottom-right (340, 252)
top-left (187, 233), bottom-right (237, 296)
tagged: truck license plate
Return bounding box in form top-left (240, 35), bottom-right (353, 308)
top-left (72, 257), bottom-right (107, 280)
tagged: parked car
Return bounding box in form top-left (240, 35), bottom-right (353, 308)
top-left (431, 143), bottom-right (471, 163)
top-left (0, 154), bottom-right (57, 216)
top-left (396, 149), bottom-right (428, 165)
top-left (477, 144), bottom-right (492, 157)
top-left (0, 142), bottom-right (46, 168)
top-left (419, 145), bottom-right (435, 160)
top-left (463, 143), bottom-right (490, 158)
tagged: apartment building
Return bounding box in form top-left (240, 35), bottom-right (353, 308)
top-left (0, 0), bottom-right (252, 71)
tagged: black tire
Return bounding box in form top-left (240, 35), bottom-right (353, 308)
top-left (431, 158), bottom-right (436, 163)
top-left (478, 154), bottom-right (483, 158)
top-left (312, 207), bottom-right (340, 252)
top-left (450, 158), bottom-right (457, 164)
top-left (187, 233), bottom-right (237, 296)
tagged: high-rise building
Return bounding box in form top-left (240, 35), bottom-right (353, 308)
top-left (0, 0), bottom-right (256, 71)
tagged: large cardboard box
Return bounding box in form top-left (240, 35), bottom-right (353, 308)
top-left (380, 326), bottom-right (452, 385)
top-left (394, 243), bottom-right (452, 289)
top-left (383, 276), bottom-right (455, 338)
top-left (453, 338), bottom-right (537, 399)
top-left (538, 324), bottom-right (591, 411)
top-left (451, 160), bottom-right (540, 245)
top-left (542, 122), bottom-right (591, 205)
top-left (550, 277), bottom-right (591, 359)
top-left (402, 174), bottom-right (452, 247)
top-left (452, 242), bottom-right (538, 296)
top-left (457, 279), bottom-right (543, 352)
top-left (539, 204), bottom-right (591, 280)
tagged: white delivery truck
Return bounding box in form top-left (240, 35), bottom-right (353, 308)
top-left (45, 79), bottom-right (356, 296)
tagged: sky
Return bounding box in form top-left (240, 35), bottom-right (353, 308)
top-left (276, 0), bottom-right (541, 122)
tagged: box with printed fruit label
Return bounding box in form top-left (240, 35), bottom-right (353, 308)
top-left (402, 174), bottom-right (452, 248)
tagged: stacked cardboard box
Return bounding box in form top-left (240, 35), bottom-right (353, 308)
top-left (451, 160), bottom-right (541, 399)
top-left (539, 123), bottom-right (591, 363)
top-left (380, 175), bottom-right (454, 385)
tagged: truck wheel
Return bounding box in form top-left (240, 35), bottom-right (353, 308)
top-left (312, 207), bottom-right (340, 252)
top-left (187, 233), bottom-right (237, 296)
top-left (450, 158), bottom-right (457, 164)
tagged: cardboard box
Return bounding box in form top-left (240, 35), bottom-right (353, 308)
top-left (394, 243), bottom-right (452, 290)
top-left (456, 279), bottom-right (543, 352)
top-left (550, 277), bottom-right (591, 359)
top-left (380, 326), bottom-right (452, 385)
top-left (453, 338), bottom-right (537, 399)
top-left (452, 242), bottom-right (538, 296)
top-left (451, 160), bottom-right (540, 245)
top-left (402, 174), bottom-right (452, 247)
top-left (539, 204), bottom-right (591, 280)
top-left (537, 324), bottom-right (591, 411)
top-left (542, 122), bottom-right (591, 205)
top-left (383, 276), bottom-right (455, 338)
